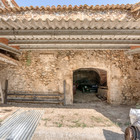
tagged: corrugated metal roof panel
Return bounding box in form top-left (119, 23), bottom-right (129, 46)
top-left (0, 109), bottom-right (43, 140)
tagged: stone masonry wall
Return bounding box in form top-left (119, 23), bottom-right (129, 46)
top-left (0, 50), bottom-right (140, 105)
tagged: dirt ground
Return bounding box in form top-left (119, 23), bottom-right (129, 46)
top-left (0, 91), bottom-right (135, 140)
top-left (74, 90), bottom-right (101, 103)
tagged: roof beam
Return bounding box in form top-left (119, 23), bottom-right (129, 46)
top-left (0, 29), bottom-right (140, 36)
top-left (18, 44), bottom-right (132, 50)
top-left (0, 53), bottom-right (18, 65)
top-left (8, 39), bottom-right (140, 45)
top-left (125, 48), bottom-right (140, 55)
top-left (0, 42), bottom-right (20, 55)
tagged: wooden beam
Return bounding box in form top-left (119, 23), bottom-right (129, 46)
top-left (0, 53), bottom-right (18, 65)
top-left (0, 82), bottom-right (4, 104)
top-left (8, 39), bottom-right (140, 45)
top-left (7, 93), bottom-right (62, 97)
top-left (131, 46), bottom-right (140, 49)
top-left (0, 42), bottom-right (20, 55)
top-left (0, 29), bottom-right (140, 36)
top-left (4, 80), bottom-right (8, 104)
top-left (125, 48), bottom-right (140, 55)
top-left (63, 80), bottom-right (66, 106)
top-left (17, 44), bottom-right (131, 50)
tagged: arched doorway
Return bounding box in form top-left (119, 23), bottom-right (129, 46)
top-left (61, 56), bottom-right (123, 105)
top-left (73, 68), bottom-right (107, 103)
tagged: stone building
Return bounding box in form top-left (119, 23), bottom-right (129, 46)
top-left (0, 1), bottom-right (140, 105)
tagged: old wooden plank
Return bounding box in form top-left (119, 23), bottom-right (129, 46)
top-left (8, 91), bottom-right (61, 94)
top-left (7, 93), bottom-right (62, 97)
top-left (0, 82), bottom-right (4, 104)
top-left (63, 80), bottom-right (66, 106)
top-left (7, 99), bottom-right (63, 104)
top-left (0, 53), bottom-right (19, 65)
top-left (4, 80), bottom-right (8, 104)
top-left (7, 98), bottom-right (62, 101)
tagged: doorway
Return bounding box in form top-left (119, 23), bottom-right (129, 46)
top-left (73, 68), bottom-right (107, 103)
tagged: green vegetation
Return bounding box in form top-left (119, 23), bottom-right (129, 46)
top-left (124, 121), bottom-right (131, 126)
top-left (26, 51), bottom-right (32, 66)
top-left (90, 116), bottom-right (103, 123)
top-left (114, 122), bottom-right (123, 127)
top-left (42, 118), bottom-right (51, 126)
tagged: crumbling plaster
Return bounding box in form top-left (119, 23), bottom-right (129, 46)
top-left (0, 50), bottom-right (140, 105)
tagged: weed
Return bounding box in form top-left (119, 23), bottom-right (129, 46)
top-left (42, 118), bottom-right (51, 126)
top-left (58, 123), bottom-right (63, 127)
top-left (51, 110), bottom-right (54, 113)
top-left (42, 118), bottom-right (51, 121)
top-left (124, 121), bottom-right (130, 126)
top-left (81, 123), bottom-right (87, 128)
top-left (60, 115), bottom-right (65, 119)
top-left (72, 120), bottom-right (79, 124)
top-left (72, 119), bottom-right (87, 127)
top-left (90, 116), bottom-right (103, 123)
top-left (54, 122), bottom-right (63, 127)
top-left (26, 51), bottom-right (32, 66)
top-left (74, 113), bottom-right (78, 116)
top-left (114, 122), bottom-right (122, 127)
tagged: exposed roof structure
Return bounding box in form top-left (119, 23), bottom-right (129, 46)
top-left (0, 37), bottom-right (19, 67)
top-left (0, 0), bottom-right (18, 8)
top-left (0, 38), bottom-right (20, 55)
top-left (131, 2), bottom-right (140, 20)
top-left (131, 2), bottom-right (140, 12)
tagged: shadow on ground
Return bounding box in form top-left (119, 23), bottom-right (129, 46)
top-left (103, 129), bottom-right (124, 140)
top-left (0, 93), bottom-right (134, 133)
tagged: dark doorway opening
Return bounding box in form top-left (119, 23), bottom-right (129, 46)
top-left (73, 68), bottom-right (107, 103)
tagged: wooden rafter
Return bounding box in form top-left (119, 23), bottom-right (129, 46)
top-left (125, 48), bottom-right (140, 55)
top-left (0, 53), bottom-right (18, 65)
top-left (0, 42), bottom-right (20, 55)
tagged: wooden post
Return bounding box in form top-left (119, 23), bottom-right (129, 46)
top-left (0, 82), bottom-right (4, 104)
top-left (63, 80), bottom-right (66, 106)
top-left (4, 80), bottom-right (8, 104)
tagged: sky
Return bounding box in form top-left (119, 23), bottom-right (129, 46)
top-left (16, 0), bottom-right (140, 7)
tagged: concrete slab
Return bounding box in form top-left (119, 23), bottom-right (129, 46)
top-left (33, 127), bottom-right (124, 140)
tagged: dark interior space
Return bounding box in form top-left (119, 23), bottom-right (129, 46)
top-left (73, 68), bottom-right (107, 103)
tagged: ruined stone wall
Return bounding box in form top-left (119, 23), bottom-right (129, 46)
top-left (0, 50), bottom-right (140, 105)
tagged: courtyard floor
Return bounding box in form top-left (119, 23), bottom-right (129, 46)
top-left (0, 94), bottom-right (134, 140)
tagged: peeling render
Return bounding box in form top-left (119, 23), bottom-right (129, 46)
top-left (0, 50), bottom-right (140, 105)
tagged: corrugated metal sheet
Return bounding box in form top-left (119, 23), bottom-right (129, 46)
top-left (0, 109), bottom-right (43, 140)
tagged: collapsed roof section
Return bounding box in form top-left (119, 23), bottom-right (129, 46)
top-left (131, 2), bottom-right (140, 19)
top-left (0, 38), bottom-right (20, 55)
top-left (0, 38), bottom-right (20, 67)
top-left (0, 0), bottom-right (19, 8)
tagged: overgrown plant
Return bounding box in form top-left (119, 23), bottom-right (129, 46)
top-left (26, 51), bottom-right (32, 66)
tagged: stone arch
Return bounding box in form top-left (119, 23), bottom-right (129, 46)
top-left (73, 68), bottom-right (107, 86)
top-left (62, 62), bottom-right (123, 105)
top-left (73, 68), bottom-right (101, 85)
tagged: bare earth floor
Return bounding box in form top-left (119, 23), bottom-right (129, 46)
top-left (0, 93), bottom-right (134, 140)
